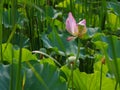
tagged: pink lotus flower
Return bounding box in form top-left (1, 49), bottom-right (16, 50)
top-left (66, 12), bottom-right (87, 41)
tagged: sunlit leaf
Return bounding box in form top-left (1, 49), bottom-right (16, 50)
top-left (61, 66), bottom-right (117, 90)
top-left (2, 43), bottom-right (37, 63)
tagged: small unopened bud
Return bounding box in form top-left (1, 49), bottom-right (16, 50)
top-left (101, 56), bottom-right (105, 64)
top-left (66, 56), bottom-right (79, 69)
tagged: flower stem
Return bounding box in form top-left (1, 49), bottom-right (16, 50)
top-left (100, 63), bottom-right (103, 90)
top-left (75, 39), bottom-right (81, 65)
top-left (67, 64), bottom-right (74, 90)
top-left (115, 81), bottom-right (118, 90)
top-left (71, 64), bottom-right (74, 90)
